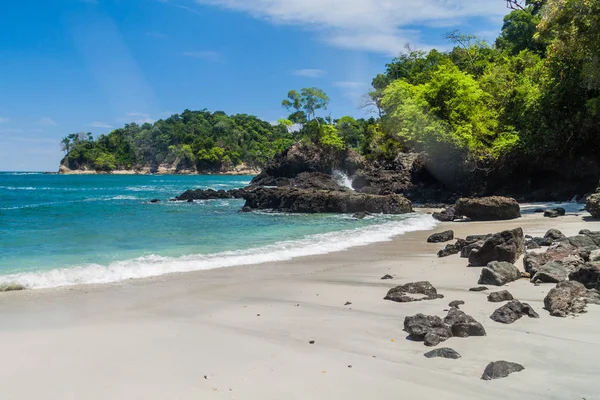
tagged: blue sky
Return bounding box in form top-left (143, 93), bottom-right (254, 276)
top-left (0, 0), bottom-right (509, 171)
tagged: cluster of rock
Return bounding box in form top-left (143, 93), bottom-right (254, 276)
top-left (403, 307), bottom-right (486, 346)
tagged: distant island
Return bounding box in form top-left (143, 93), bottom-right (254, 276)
top-left (59, 1), bottom-right (600, 201)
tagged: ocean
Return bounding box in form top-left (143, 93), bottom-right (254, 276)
top-left (0, 172), bottom-right (437, 289)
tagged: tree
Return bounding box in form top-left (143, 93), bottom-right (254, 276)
top-left (496, 9), bottom-right (545, 55)
top-left (281, 88), bottom-right (330, 123)
top-left (60, 137), bottom-right (70, 153)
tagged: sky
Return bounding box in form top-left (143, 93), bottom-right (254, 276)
top-left (0, 0), bottom-right (510, 171)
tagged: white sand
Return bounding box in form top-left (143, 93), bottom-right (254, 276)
top-left (0, 210), bottom-right (599, 399)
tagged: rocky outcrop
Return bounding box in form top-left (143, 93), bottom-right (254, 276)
top-left (478, 261), bottom-right (521, 286)
top-left (544, 281), bottom-right (600, 317)
top-left (241, 187), bottom-right (412, 214)
top-left (174, 188), bottom-right (245, 201)
top-left (481, 361), bottom-right (524, 380)
top-left (404, 309), bottom-right (486, 347)
top-left (427, 230), bottom-right (454, 243)
top-left (530, 261), bottom-right (569, 284)
top-left (487, 290), bottom-right (514, 303)
top-left (523, 242), bottom-right (587, 276)
top-left (384, 281), bottom-right (443, 303)
top-left (469, 228), bottom-right (525, 266)
top-left (455, 196), bottom-right (520, 221)
top-left (585, 193), bottom-right (600, 218)
top-left (490, 300), bottom-right (539, 324)
top-left (424, 348), bottom-right (461, 359)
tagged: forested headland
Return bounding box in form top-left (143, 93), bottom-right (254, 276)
top-left (60, 0), bottom-right (600, 198)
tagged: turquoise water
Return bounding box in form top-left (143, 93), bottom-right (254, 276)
top-left (0, 172), bottom-right (436, 288)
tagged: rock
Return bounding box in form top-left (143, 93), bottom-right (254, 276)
top-left (532, 237), bottom-right (553, 247)
top-left (525, 239), bottom-right (541, 250)
top-left (478, 261), bottom-right (521, 286)
top-left (568, 235), bottom-right (599, 250)
top-left (176, 188), bottom-right (239, 201)
top-left (569, 263), bottom-right (600, 290)
top-left (469, 286), bottom-right (489, 292)
top-left (490, 300), bottom-right (539, 324)
top-left (585, 193), bottom-right (600, 218)
top-left (545, 229), bottom-right (566, 241)
top-left (381, 274), bottom-right (394, 280)
top-left (241, 187), bottom-right (412, 214)
top-left (427, 230), bottom-right (455, 243)
top-left (455, 196), bottom-right (521, 221)
top-left (403, 314), bottom-right (453, 347)
top-left (438, 243), bottom-right (460, 258)
top-left (579, 230), bottom-right (600, 246)
top-left (149, 199), bottom-right (161, 203)
top-left (544, 281), bottom-right (600, 317)
top-left (481, 361), bottom-right (525, 380)
top-left (523, 242), bottom-right (586, 275)
top-left (432, 206), bottom-right (457, 222)
top-left (449, 300), bottom-right (465, 308)
top-left (444, 308), bottom-right (486, 337)
top-left (424, 348), bottom-right (461, 359)
top-left (0, 283), bottom-right (26, 292)
top-left (352, 211), bottom-right (370, 219)
top-left (487, 290), bottom-right (514, 302)
top-left (344, 301), bottom-right (352, 306)
top-left (469, 228), bottom-right (525, 266)
top-left (240, 206), bottom-right (252, 213)
top-left (384, 281), bottom-right (443, 303)
top-left (461, 240), bottom-right (485, 258)
top-left (530, 261), bottom-right (569, 283)
top-left (309, 340), bottom-right (315, 344)
top-left (544, 207), bottom-right (566, 218)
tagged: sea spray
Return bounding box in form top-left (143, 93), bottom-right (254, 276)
top-left (333, 170), bottom-right (354, 190)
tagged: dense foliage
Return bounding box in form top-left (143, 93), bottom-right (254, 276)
top-left (61, 110), bottom-right (295, 172)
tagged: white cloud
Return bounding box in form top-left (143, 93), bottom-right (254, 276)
top-left (293, 69), bottom-right (326, 78)
top-left (194, 0), bottom-right (507, 55)
top-left (333, 81), bottom-right (366, 89)
top-left (182, 51), bottom-right (222, 62)
top-left (39, 117), bottom-right (58, 127)
top-left (90, 122), bottom-right (114, 129)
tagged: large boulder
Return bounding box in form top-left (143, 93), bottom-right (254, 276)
top-left (469, 228), bottom-right (525, 266)
top-left (384, 281), bottom-right (443, 303)
top-left (585, 193), bottom-right (600, 218)
top-left (241, 187), bottom-right (412, 214)
top-left (478, 261), bottom-right (521, 286)
top-left (490, 300), bottom-right (539, 324)
top-left (569, 263), bottom-right (600, 290)
top-left (481, 361), bottom-right (525, 380)
top-left (544, 281), bottom-right (600, 317)
top-left (455, 196), bottom-right (520, 221)
top-left (567, 235), bottom-right (599, 250)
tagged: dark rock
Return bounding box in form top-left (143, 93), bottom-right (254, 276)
top-left (432, 206), bottom-right (457, 222)
top-left (427, 230), bottom-right (455, 243)
top-left (532, 237), bottom-right (553, 247)
top-left (381, 274), bottom-right (394, 280)
top-left (531, 261), bottom-right (569, 283)
top-left (544, 207), bottom-right (566, 218)
top-left (424, 348), bottom-right (461, 359)
top-left (461, 240), bottom-right (485, 258)
top-left (352, 211), bottom-right (370, 219)
top-left (478, 261), bottom-right (521, 286)
top-left (568, 235), bottom-right (599, 250)
top-left (585, 193), bottom-right (600, 218)
top-left (449, 300), bottom-right (465, 308)
top-left (176, 188), bottom-right (239, 201)
top-left (544, 281), bottom-right (600, 317)
top-left (469, 228), bottom-right (525, 266)
top-left (309, 340), bottom-right (315, 344)
top-left (579, 230), bottom-right (600, 246)
top-left (187, 199), bottom-right (194, 203)
top-left (344, 301), bottom-right (352, 306)
top-left (545, 229), bottom-right (566, 241)
top-left (487, 290), bottom-right (514, 302)
top-left (469, 286), bottom-right (489, 292)
top-left (403, 314), bottom-right (452, 347)
top-left (444, 308), bottom-right (486, 337)
top-left (437, 243), bottom-right (460, 258)
top-left (525, 240), bottom-right (541, 250)
top-left (523, 242), bottom-right (586, 275)
top-left (490, 300), bottom-right (539, 324)
top-left (466, 234), bottom-right (492, 242)
top-left (534, 208), bottom-right (545, 213)
top-left (149, 199), bottom-right (161, 203)
top-left (241, 187), bottom-right (412, 214)
top-left (384, 281), bottom-right (443, 303)
top-left (455, 196), bottom-right (521, 221)
top-left (240, 206), bottom-right (252, 213)
top-left (481, 361), bottom-right (524, 380)
top-left (569, 263), bottom-right (600, 290)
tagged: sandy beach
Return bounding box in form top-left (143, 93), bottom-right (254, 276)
top-left (0, 209), bottom-right (598, 400)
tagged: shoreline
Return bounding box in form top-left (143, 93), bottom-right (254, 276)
top-left (1, 211), bottom-right (599, 399)
top-left (57, 164), bottom-right (261, 176)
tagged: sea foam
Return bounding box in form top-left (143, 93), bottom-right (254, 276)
top-left (0, 213), bottom-right (437, 289)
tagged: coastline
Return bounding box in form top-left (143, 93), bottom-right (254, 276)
top-left (57, 163), bottom-right (261, 176)
top-left (0, 211), bottom-right (599, 399)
